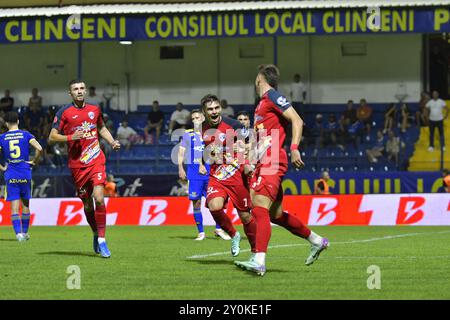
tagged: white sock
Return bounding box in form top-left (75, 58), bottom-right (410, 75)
top-left (98, 237), bottom-right (106, 244)
top-left (307, 231), bottom-right (323, 246)
top-left (255, 252), bottom-right (266, 265)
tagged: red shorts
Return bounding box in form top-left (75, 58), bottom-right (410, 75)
top-left (70, 163), bottom-right (106, 199)
top-left (249, 162), bottom-right (288, 202)
top-left (206, 179), bottom-right (251, 212)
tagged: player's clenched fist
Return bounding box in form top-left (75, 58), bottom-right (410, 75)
top-left (110, 140), bottom-right (121, 151)
top-left (71, 129), bottom-right (85, 141)
top-left (291, 149), bottom-right (305, 169)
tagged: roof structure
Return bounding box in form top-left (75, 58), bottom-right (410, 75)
top-left (0, 0), bottom-right (448, 18)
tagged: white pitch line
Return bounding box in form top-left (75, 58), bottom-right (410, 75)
top-left (186, 230), bottom-right (450, 260)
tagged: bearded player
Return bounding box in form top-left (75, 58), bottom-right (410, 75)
top-left (200, 94), bottom-right (257, 257)
top-left (235, 65), bottom-right (329, 276)
top-left (49, 80), bottom-right (120, 258)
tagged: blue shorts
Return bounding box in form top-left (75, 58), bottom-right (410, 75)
top-left (5, 178), bottom-right (32, 201)
top-left (188, 179), bottom-right (208, 200)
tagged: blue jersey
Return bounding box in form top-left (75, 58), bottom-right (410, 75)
top-left (180, 129), bottom-right (209, 181)
top-left (0, 130), bottom-right (34, 201)
top-left (0, 130), bottom-right (34, 179)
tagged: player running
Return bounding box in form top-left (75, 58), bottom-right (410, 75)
top-left (49, 80), bottom-right (120, 258)
top-left (200, 94), bottom-right (257, 257)
top-left (0, 111), bottom-right (43, 241)
top-left (235, 64), bottom-right (329, 276)
top-left (178, 109), bottom-right (231, 241)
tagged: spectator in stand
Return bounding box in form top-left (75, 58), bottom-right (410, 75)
top-left (220, 99), bottom-right (235, 118)
top-left (311, 114), bottom-right (325, 156)
top-left (104, 174), bottom-right (118, 197)
top-left (399, 103), bottom-right (411, 133)
top-left (236, 111), bottom-right (251, 129)
top-left (442, 169), bottom-right (450, 193)
top-left (383, 103), bottom-right (397, 134)
top-left (416, 92), bottom-right (430, 127)
top-left (28, 88), bottom-right (42, 111)
top-left (346, 119), bottom-right (364, 149)
top-left (425, 90), bottom-right (448, 151)
top-left (86, 86), bottom-right (104, 110)
top-left (168, 102), bottom-right (190, 134)
top-left (144, 100), bottom-right (164, 144)
top-left (289, 73), bottom-right (307, 118)
top-left (340, 100), bottom-right (357, 128)
top-left (24, 101), bottom-right (44, 138)
top-left (324, 114), bottom-right (344, 150)
top-left (385, 130), bottom-right (400, 166)
top-left (366, 130), bottom-right (386, 163)
top-left (356, 98), bottom-right (373, 141)
top-left (117, 119), bottom-right (141, 150)
top-left (0, 89), bottom-right (14, 117)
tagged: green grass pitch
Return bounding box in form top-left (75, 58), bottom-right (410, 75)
top-left (1, 225), bottom-right (450, 299)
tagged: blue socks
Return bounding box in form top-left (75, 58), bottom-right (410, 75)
top-left (21, 213), bottom-right (30, 234)
top-left (11, 214), bottom-right (21, 235)
top-left (193, 208), bottom-right (204, 233)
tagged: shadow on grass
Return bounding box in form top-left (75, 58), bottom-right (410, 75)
top-left (185, 259), bottom-right (288, 273)
top-left (0, 239), bottom-right (18, 242)
top-left (37, 251), bottom-right (98, 258)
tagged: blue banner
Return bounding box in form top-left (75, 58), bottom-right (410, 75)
top-left (282, 171), bottom-right (447, 195)
top-left (0, 171), bottom-right (445, 198)
top-left (1, 7), bottom-right (449, 44)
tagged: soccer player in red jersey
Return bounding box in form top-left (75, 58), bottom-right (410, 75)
top-left (200, 94), bottom-right (257, 257)
top-left (235, 65), bottom-right (329, 276)
top-left (49, 80), bottom-right (120, 258)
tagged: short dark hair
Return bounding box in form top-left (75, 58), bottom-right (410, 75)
top-left (236, 111), bottom-right (249, 118)
top-left (89, 86), bottom-right (96, 90)
top-left (191, 109), bottom-right (201, 116)
top-left (444, 168), bottom-right (449, 176)
top-left (200, 94), bottom-right (220, 111)
top-left (69, 79), bottom-right (85, 88)
top-left (4, 111), bottom-right (19, 124)
top-left (258, 64), bottom-right (280, 89)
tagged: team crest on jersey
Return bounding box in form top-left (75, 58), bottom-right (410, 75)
top-left (219, 133), bottom-right (226, 142)
top-left (277, 96), bottom-right (290, 107)
top-left (88, 111), bottom-right (95, 119)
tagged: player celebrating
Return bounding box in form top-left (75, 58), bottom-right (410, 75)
top-left (235, 65), bottom-right (329, 276)
top-left (0, 111), bottom-right (43, 241)
top-left (178, 109), bottom-right (231, 241)
top-left (200, 94), bottom-right (257, 257)
top-left (49, 80), bottom-right (120, 258)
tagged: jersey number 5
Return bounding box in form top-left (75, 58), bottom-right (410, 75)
top-left (9, 140), bottom-right (21, 159)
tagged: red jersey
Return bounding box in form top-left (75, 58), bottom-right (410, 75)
top-left (52, 103), bottom-right (105, 169)
top-left (202, 116), bottom-right (247, 186)
top-left (254, 88), bottom-right (291, 165)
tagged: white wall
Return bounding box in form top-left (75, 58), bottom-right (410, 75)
top-left (0, 33), bottom-right (422, 111)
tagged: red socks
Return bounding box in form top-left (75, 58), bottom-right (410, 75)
top-left (84, 209), bottom-right (97, 234)
top-left (271, 211), bottom-right (311, 239)
top-left (95, 204), bottom-right (106, 238)
top-left (243, 216), bottom-right (257, 253)
top-left (210, 209), bottom-right (236, 238)
top-left (252, 206), bottom-right (272, 253)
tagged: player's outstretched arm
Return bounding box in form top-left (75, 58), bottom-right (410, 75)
top-left (48, 128), bottom-right (84, 144)
top-left (98, 125), bottom-right (120, 150)
top-left (282, 107), bottom-right (305, 169)
top-left (27, 138), bottom-right (43, 166)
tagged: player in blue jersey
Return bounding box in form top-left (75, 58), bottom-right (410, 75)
top-left (178, 109), bottom-right (231, 241)
top-left (0, 111), bottom-right (43, 241)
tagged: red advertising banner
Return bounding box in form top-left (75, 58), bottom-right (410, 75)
top-left (0, 194), bottom-right (449, 226)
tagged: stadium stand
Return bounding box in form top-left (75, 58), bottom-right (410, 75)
top-left (16, 102), bottom-right (422, 175)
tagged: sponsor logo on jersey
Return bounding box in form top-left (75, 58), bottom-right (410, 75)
top-left (277, 96), bottom-right (290, 107)
top-left (80, 140), bottom-right (101, 164)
